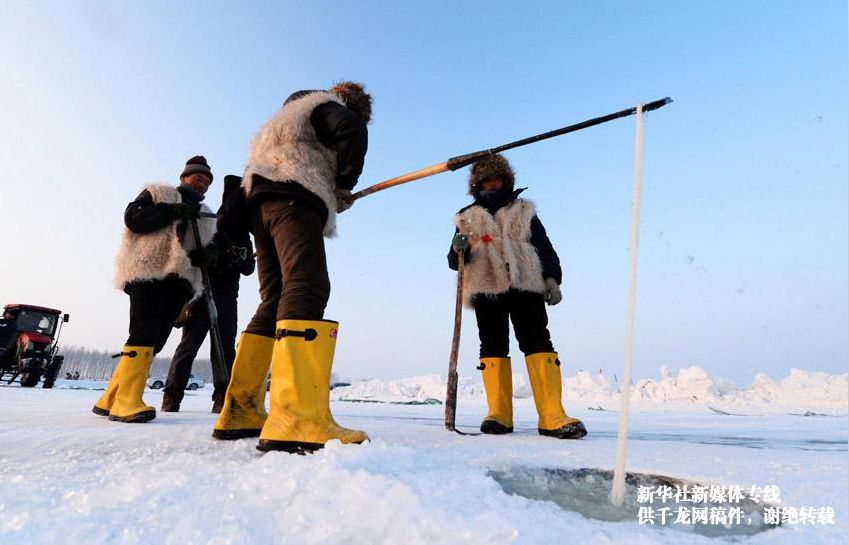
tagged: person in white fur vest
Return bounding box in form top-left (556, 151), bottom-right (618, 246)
top-left (213, 82), bottom-right (371, 454)
top-left (92, 156), bottom-right (216, 423)
top-left (448, 154), bottom-right (587, 439)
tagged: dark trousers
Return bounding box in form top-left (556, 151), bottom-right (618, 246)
top-left (246, 198), bottom-right (330, 337)
top-left (126, 278), bottom-right (191, 354)
top-left (472, 289), bottom-right (555, 358)
top-left (163, 293), bottom-right (238, 404)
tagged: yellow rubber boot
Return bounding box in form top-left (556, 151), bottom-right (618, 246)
top-left (101, 346), bottom-right (156, 423)
top-left (526, 352), bottom-right (587, 439)
top-left (212, 332), bottom-right (274, 440)
top-left (478, 357), bottom-right (513, 434)
top-left (92, 346), bottom-right (148, 417)
top-left (258, 319), bottom-right (368, 453)
top-left (92, 353), bottom-right (125, 416)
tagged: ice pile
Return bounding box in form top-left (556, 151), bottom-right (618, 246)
top-left (330, 366), bottom-right (848, 414)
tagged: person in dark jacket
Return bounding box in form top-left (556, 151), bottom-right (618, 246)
top-left (448, 153), bottom-right (587, 439)
top-left (213, 81), bottom-right (371, 453)
top-left (161, 175), bottom-right (256, 413)
top-left (0, 309), bottom-right (19, 363)
top-left (92, 156), bottom-right (216, 423)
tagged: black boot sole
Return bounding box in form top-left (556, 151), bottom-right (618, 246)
top-left (108, 410), bottom-right (156, 423)
top-left (539, 422), bottom-right (588, 439)
top-left (480, 420), bottom-right (514, 434)
top-left (256, 438), bottom-right (367, 454)
top-left (91, 406), bottom-right (110, 416)
top-left (212, 428), bottom-right (262, 440)
top-left (256, 440), bottom-right (325, 454)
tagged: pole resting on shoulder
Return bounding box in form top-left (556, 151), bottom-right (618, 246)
top-left (276, 328), bottom-right (318, 341)
top-left (111, 350), bottom-right (137, 359)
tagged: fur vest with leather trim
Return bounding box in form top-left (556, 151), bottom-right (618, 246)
top-left (454, 199), bottom-right (546, 306)
top-left (113, 184), bottom-right (215, 300)
top-left (242, 91), bottom-right (343, 237)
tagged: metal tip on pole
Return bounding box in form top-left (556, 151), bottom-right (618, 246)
top-left (642, 97), bottom-right (673, 112)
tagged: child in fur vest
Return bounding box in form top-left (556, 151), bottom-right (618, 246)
top-left (447, 154), bottom-right (587, 439)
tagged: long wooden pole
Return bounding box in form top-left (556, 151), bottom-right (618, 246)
top-left (444, 251), bottom-right (465, 431)
top-left (352, 97), bottom-right (671, 201)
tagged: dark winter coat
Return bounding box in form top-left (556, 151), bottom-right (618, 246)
top-left (447, 189), bottom-right (562, 284)
top-left (210, 175), bottom-right (256, 297)
top-left (208, 232), bottom-right (254, 297)
top-left (244, 91), bottom-right (368, 231)
top-left (119, 184), bottom-right (215, 297)
top-left (123, 184), bottom-right (205, 237)
top-left (0, 317), bottom-right (18, 359)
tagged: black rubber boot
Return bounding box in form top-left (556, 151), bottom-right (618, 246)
top-left (161, 394), bottom-right (181, 413)
top-left (211, 388), bottom-right (225, 414)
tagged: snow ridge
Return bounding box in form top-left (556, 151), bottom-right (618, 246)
top-left (329, 366), bottom-right (848, 415)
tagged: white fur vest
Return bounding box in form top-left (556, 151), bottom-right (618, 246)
top-left (242, 91), bottom-right (343, 237)
top-left (113, 184), bottom-right (216, 300)
top-left (454, 199), bottom-right (546, 306)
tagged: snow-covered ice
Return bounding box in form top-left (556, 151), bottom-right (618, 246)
top-left (331, 366), bottom-right (849, 416)
top-left (0, 368), bottom-right (846, 545)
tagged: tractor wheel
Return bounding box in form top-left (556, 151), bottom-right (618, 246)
top-left (187, 383), bottom-right (198, 391)
top-left (20, 373), bottom-right (40, 387)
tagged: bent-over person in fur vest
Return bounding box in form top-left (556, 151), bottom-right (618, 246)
top-left (213, 81), bottom-right (371, 453)
top-left (92, 156), bottom-right (216, 423)
top-left (448, 154), bottom-right (587, 439)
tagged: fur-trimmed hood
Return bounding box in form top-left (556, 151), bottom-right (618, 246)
top-left (329, 81), bottom-right (372, 124)
top-left (468, 153), bottom-right (515, 196)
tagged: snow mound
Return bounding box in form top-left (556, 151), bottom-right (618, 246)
top-left (332, 375), bottom-right (454, 405)
top-left (727, 368), bottom-right (849, 412)
top-left (331, 367), bottom-right (848, 414)
top-left (630, 366), bottom-right (739, 403)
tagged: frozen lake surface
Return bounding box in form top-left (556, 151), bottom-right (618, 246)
top-left (0, 383), bottom-right (845, 544)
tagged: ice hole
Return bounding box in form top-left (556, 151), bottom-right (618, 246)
top-left (488, 467), bottom-right (778, 538)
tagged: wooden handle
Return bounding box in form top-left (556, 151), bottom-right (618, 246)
top-left (444, 253), bottom-right (465, 430)
top-left (352, 162), bottom-right (449, 201)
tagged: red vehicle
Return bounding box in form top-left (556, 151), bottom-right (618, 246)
top-left (0, 304), bottom-right (69, 388)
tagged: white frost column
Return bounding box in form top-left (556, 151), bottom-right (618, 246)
top-left (610, 104), bottom-right (645, 507)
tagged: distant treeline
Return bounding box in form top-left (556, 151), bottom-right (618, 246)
top-left (59, 346), bottom-right (213, 381)
top-left (59, 346), bottom-right (343, 385)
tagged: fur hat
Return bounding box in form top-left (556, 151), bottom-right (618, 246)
top-left (468, 153), bottom-right (515, 195)
top-left (180, 155), bottom-right (213, 183)
top-left (329, 81), bottom-right (373, 124)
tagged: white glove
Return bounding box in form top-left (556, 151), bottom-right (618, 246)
top-left (335, 189), bottom-right (354, 213)
top-left (544, 277), bottom-right (562, 306)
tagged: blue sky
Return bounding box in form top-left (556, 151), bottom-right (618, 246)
top-left (0, 1), bottom-right (846, 384)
